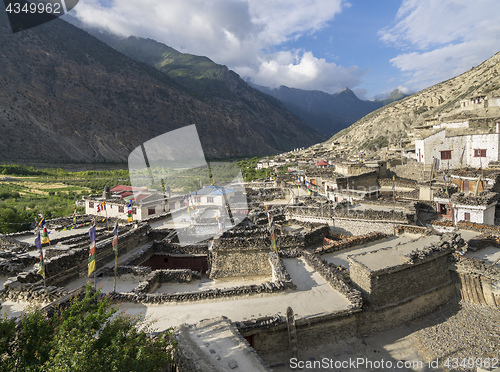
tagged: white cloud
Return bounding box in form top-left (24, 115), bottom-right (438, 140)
top-left (71, 0), bottom-right (361, 94)
top-left (379, 0), bottom-right (500, 91)
top-left (243, 50), bottom-right (363, 92)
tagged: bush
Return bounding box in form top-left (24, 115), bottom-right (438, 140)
top-left (0, 285), bottom-right (176, 372)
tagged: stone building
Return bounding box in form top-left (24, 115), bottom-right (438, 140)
top-left (414, 128), bottom-right (500, 169)
top-left (450, 191), bottom-right (500, 225)
top-left (85, 185), bottom-right (167, 221)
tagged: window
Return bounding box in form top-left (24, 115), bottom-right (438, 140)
top-left (207, 197), bottom-right (214, 203)
top-left (464, 212), bottom-right (471, 221)
top-left (148, 207), bottom-right (155, 215)
top-left (438, 203), bottom-right (448, 216)
top-left (440, 150), bottom-right (452, 160)
top-left (88, 202), bottom-right (94, 208)
top-left (474, 149), bottom-right (487, 157)
top-left (118, 206), bottom-right (124, 213)
top-left (163, 257), bottom-right (169, 263)
top-left (132, 208), bottom-right (137, 215)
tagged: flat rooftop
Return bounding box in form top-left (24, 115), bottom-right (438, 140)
top-left (350, 235), bottom-right (441, 272)
top-left (323, 233), bottom-right (422, 269)
top-left (1, 255), bottom-right (352, 330)
top-left (176, 317), bottom-right (270, 372)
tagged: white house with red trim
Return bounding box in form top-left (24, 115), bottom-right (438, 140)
top-left (415, 128), bottom-right (500, 169)
top-left (84, 185), bottom-right (167, 221)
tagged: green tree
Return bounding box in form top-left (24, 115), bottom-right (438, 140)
top-left (0, 308), bottom-right (17, 372)
top-left (0, 285), bottom-right (176, 371)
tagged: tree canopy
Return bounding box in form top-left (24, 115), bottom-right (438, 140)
top-left (0, 285), bottom-right (176, 371)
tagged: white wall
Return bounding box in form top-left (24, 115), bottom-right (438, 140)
top-left (467, 133), bottom-right (500, 168)
top-left (415, 131), bottom-right (500, 169)
top-left (454, 203), bottom-right (496, 225)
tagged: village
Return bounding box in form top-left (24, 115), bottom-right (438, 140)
top-left (1, 93), bottom-right (500, 371)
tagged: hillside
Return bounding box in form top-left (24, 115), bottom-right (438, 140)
top-left (329, 52), bottom-right (500, 152)
top-left (253, 85), bottom-right (395, 135)
top-left (0, 11), bottom-right (323, 164)
top-left (68, 21), bottom-right (404, 138)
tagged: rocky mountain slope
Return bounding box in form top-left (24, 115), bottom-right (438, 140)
top-left (252, 85), bottom-right (406, 136)
top-left (66, 20), bottom-right (404, 138)
top-left (329, 52), bottom-right (500, 152)
top-left (0, 11), bottom-right (323, 164)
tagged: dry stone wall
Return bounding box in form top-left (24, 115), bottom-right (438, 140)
top-left (301, 251), bottom-right (362, 309)
top-left (450, 253), bottom-right (500, 309)
top-left (348, 233), bottom-right (463, 309)
top-left (4, 224), bottom-right (150, 290)
top-left (315, 231), bottom-right (388, 255)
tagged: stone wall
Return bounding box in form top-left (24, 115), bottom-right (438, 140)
top-left (210, 249), bottom-right (272, 278)
top-left (315, 231), bottom-right (389, 255)
top-left (1, 282), bottom-right (69, 303)
top-left (450, 253), bottom-right (500, 309)
top-left (286, 205), bottom-right (411, 223)
top-left (122, 242), bottom-right (209, 267)
top-left (301, 251), bottom-right (362, 309)
top-left (132, 269), bottom-right (197, 293)
top-left (4, 224), bottom-right (151, 289)
top-left (0, 234), bottom-right (30, 250)
top-left (348, 233), bottom-right (463, 309)
top-left (110, 279), bottom-right (290, 304)
top-left (331, 218), bottom-right (398, 236)
top-left (0, 252), bottom-right (39, 276)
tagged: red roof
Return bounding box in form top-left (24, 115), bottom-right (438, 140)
top-left (132, 193), bottom-right (151, 202)
top-left (111, 185), bottom-right (148, 194)
top-left (317, 160), bottom-right (329, 166)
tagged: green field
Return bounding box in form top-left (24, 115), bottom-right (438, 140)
top-left (0, 159), bottom-right (283, 233)
top-left (0, 164), bottom-right (130, 233)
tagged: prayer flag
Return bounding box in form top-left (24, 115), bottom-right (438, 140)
top-left (41, 227), bottom-right (49, 245)
top-left (35, 232), bottom-right (45, 278)
top-left (88, 225), bottom-right (96, 276)
top-left (112, 222), bottom-right (118, 253)
top-left (127, 200), bottom-right (133, 223)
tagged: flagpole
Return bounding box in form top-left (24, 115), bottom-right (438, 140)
top-left (112, 221), bottom-right (118, 293)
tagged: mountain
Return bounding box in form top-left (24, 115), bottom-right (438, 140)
top-left (251, 85), bottom-right (406, 136)
top-left (0, 11), bottom-right (323, 164)
top-left (329, 51), bottom-right (500, 152)
top-left (65, 19), bottom-right (404, 139)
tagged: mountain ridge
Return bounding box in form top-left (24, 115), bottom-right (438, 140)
top-left (328, 51), bottom-right (500, 153)
top-left (0, 10), bottom-right (323, 163)
top-left (252, 84), bottom-right (407, 136)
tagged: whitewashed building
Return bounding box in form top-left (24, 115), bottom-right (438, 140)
top-left (415, 127), bottom-right (500, 169)
top-left (85, 185), bottom-right (167, 221)
top-left (450, 192), bottom-right (499, 225)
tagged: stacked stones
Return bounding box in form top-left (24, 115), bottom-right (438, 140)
top-left (455, 221), bottom-right (500, 234)
top-left (0, 234), bottom-right (30, 250)
top-left (0, 251), bottom-right (38, 276)
top-left (235, 314), bottom-right (284, 332)
top-left (315, 231), bottom-right (389, 254)
top-left (246, 187), bottom-right (285, 202)
top-left (268, 251), bottom-right (295, 289)
top-left (112, 279), bottom-right (290, 304)
top-left (452, 252), bottom-right (500, 279)
top-left (132, 269), bottom-right (197, 294)
top-left (451, 190), bottom-right (500, 206)
top-left (467, 234), bottom-right (500, 252)
top-left (301, 251), bottom-right (363, 309)
top-left (406, 232), bottom-right (465, 263)
top-left (1, 283), bottom-right (68, 303)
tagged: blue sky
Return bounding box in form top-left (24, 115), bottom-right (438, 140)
top-left (70, 0), bottom-right (500, 99)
